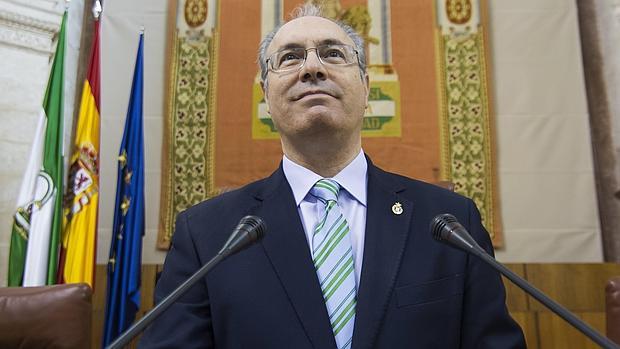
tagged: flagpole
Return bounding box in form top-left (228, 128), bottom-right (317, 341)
top-left (57, 0), bottom-right (102, 288)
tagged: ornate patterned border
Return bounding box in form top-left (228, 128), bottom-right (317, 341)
top-left (157, 25), bottom-right (179, 250)
top-left (435, 0), bottom-right (503, 246)
top-left (157, 19), bottom-right (219, 249)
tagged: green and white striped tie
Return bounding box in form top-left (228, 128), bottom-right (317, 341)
top-left (310, 179), bottom-right (356, 349)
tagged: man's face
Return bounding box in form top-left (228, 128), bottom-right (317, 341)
top-left (262, 16), bottom-right (369, 143)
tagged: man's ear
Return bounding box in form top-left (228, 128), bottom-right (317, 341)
top-left (260, 80), bottom-right (269, 103)
top-left (364, 73), bottom-right (370, 104)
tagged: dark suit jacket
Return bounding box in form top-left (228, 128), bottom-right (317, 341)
top-left (140, 160), bottom-right (525, 348)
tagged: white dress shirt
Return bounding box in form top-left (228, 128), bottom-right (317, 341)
top-left (282, 150), bottom-right (368, 287)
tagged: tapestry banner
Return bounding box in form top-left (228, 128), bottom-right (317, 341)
top-left (158, 0), bottom-right (502, 248)
top-left (435, 0), bottom-right (502, 244)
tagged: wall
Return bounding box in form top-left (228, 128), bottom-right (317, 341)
top-left (90, 263), bottom-right (620, 348)
top-left (597, 1), bottom-right (620, 180)
top-left (0, 0), bottom-right (83, 285)
top-left (489, 0), bottom-right (602, 262)
top-left (0, 0), bottom-right (605, 287)
top-left (98, 0), bottom-right (168, 265)
top-left (99, 0), bottom-right (602, 264)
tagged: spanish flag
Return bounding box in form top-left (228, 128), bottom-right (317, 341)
top-left (58, 16), bottom-right (100, 288)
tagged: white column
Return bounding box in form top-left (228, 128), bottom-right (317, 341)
top-left (261, 0), bottom-right (282, 38)
top-left (368, 0), bottom-right (391, 65)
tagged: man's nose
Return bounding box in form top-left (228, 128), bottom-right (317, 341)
top-left (299, 49), bottom-right (327, 82)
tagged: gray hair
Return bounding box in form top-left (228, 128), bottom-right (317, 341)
top-left (257, 3), bottom-right (367, 84)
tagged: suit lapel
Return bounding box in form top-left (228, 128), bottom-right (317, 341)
top-left (253, 167), bottom-right (338, 349)
top-left (352, 163), bottom-right (414, 349)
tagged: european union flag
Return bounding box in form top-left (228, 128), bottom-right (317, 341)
top-left (103, 32), bottom-right (145, 346)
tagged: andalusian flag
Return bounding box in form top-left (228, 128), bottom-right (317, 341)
top-left (58, 14), bottom-right (101, 288)
top-left (7, 109), bottom-right (46, 286)
top-left (103, 32), bottom-right (145, 346)
top-left (8, 11), bottom-right (66, 286)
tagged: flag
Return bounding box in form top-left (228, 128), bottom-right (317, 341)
top-left (7, 111), bottom-right (46, 286)
top-left (58, 16), bottom-right (101, 288)
top-left (8, 11), bottom-right (66, 286)
top-left (102, 32), bottom-right (145, 346)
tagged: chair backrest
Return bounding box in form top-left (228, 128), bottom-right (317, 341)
top-left (0, 283), bottom-right (92, 349)
top-left (607, 276), bottom-right (620, 344)
top-left (433, 180), bottom-right (455, 192)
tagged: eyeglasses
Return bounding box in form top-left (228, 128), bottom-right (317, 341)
top-left (266, 44), bottom-right (359, 73)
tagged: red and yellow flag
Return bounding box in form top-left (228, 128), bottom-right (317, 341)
top-left (59, 19), bottom-right (100, 287)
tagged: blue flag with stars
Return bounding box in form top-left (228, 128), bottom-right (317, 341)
top-left (103, 32), bottom-right (145, 346)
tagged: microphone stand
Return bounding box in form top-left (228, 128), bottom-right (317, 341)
top-left (470, 248), bottom-right (619, 349)
top-left (106, 215), bottom-right (266, 349)
top-left (106, 252), bottom-right (226, 349)
top-left (432, 214), bottom-right (619, 349)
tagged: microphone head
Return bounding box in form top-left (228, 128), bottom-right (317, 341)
top-left (219, 215), bottom-right (267, 257)
top-left (430, 213), bottom-right (484, 255)
top-left (430, 213), bottom-right (459, 242)
top-left (238, 215), bottom-right (267, 242)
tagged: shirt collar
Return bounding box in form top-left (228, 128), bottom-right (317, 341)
top-left (282, 150), bottom-right (367, 207)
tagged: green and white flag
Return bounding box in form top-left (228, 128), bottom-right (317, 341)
top-left (8, 12), bottom-right (66, 286)
top-left (7, 110), bottom-right (46, 286)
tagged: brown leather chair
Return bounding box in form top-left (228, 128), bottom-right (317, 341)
top-left (607, 276), bottom-right (620, 344)
top-left (0, 283), bottom-right (92, 349)
top-left (433, 180), bottom-right (455, 192)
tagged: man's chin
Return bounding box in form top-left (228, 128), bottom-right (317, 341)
top-left (296, 117), bottom-right (344, 138)
top-left (278, 106), bottom-right (349, 136)
top-left (302, 104), bottom-right (333, 116)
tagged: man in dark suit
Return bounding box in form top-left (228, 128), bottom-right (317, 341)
top-left (140, 4), bottom-right (525, 348)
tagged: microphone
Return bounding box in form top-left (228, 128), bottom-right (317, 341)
top-left (430, 214), bottom-right (619, 349)
top-left (106, 215), bottom-right (267, 349)
top-left (218, 215), bottom-right (267, 257)
top-left (431, 213), bottom-right (486, 256)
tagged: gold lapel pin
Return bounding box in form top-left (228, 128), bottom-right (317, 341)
top-left (392, 202), bottom-right (403, 215)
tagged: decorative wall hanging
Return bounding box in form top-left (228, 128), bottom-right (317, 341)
top-left (435, 0), bottom-right (503, 245)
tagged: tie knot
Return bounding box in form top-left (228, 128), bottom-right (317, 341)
top-left (310, 179), bottom-right (341, 203)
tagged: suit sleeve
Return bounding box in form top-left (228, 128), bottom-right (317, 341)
top-left (460, 199), bottom-right (527, 349)
top-left (138, 210), bottom-right (214, 349)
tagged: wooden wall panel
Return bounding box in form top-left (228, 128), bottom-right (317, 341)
top-left (139, 266), bottom-right (158, 312)
top-left (92, 265), bottom-right (108, 348)
top-left (526, 263), bottom-right (620, 311)
top-left (504, 263), bottom-right (528, 311)
top-left (92, 265), bottom-right (158, 348)
top-left (510, 311), bottom-right (539, 349)
top-left (538, 312), bottom-right (606, 349)
top-left (90, 263), bottom-right (620, 346)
